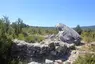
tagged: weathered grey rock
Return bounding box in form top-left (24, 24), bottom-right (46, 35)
top-left (28, 62), bottom-right (41, 64)
top-left (45, 59), bottom-right (53, 64)
top-left (56, 23), bottom-right (81, 45)
top-left (54, 60), bottom-right (63, 64)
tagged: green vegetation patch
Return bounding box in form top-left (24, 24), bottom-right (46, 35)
top-left (81, 31), bottom-right (95, 43)
top-left (73, 53), bottom-right (95, 64)
top-left (25, 35), bottom-right (45, 43)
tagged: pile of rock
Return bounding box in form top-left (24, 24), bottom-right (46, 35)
top-left (11, 23), bottom-right (81, 64)
top-left (11, 39), bottom-right (69, 63)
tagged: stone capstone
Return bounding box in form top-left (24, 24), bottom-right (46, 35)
top-left (56, 23), bottom-right (81, 45)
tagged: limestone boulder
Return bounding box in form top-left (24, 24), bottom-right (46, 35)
top-left (56, 23), bottom-right (81, 45)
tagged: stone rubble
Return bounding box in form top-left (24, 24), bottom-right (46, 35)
top-left (11, 23), bottom-right (81, 64)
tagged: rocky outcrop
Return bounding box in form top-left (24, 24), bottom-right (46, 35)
top-left (11, 23), bottom-right (81, 64)
top-left (56, 23), bottom-right (81, 45)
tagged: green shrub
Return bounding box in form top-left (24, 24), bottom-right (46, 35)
top-left (0, 33), bottom-right (13, 64)
top-left (25, 35), bottom-right (44, 43)
top-left (25, 36), bottom-right (35, 43)
top-left (18, 33), bottom-right (25, 40)
top-left (36, 36), bottom-right (45, 42)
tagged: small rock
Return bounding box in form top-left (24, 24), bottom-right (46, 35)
top-left (28, 61), bottom-right (41, 64)
top-left (55, 60), bottom-right (63, 63)
top-left (45, 59), bottom-right (53, 64)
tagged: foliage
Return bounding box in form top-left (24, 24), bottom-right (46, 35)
top-left (81, 30), bottom-right (95, 43)
top-left (73, 53), bottom-right (95, 64)
top-left (11, 18), bottom-right (25, 36)
top-left (18, 33), bottom-right (25, 40)
top-left (0, 16), bottom-right (30, 64)
top-left (0, 30), bottom-right (13, 64)
top-left (25, 35), bottom-right (44, 43)
top-left (75, 25), bottom-right (82, 35)
top-left (22, 27), bottom-right (58, 35)
top-left (0, 16), bottom-right (58, 42)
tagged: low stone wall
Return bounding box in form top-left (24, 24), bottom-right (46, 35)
top-left (11, 39), bottom-right (70, 63)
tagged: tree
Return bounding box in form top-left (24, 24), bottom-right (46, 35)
top-left (75, 25), bottom-right (82, 35)
top-left (11, 18), bottom-right (24, 36)
top-left (2, 16), bottom-right (10, 33)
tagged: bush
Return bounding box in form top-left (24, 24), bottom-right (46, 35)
top-left (36, 36), bottom-right (45, 42)
top-left (0, 33), bottom-right (13, 64)
top-left (18, 33), bottom-right (25, 40)
top-left (25, 36), bottom-right (35, 43)
top-left (25, 35), bottom-right (44, 43)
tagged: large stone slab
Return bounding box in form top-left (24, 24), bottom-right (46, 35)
top-left (56, 23), bottom-right (81, 45)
